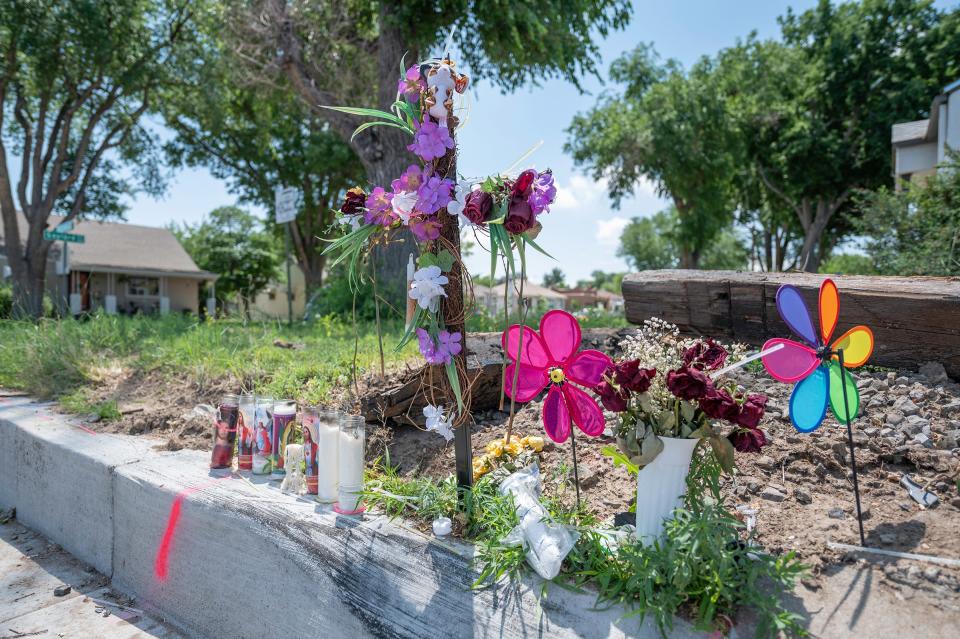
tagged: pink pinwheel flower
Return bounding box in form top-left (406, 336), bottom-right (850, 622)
top-left (502, 309), bottom-right (613, 443)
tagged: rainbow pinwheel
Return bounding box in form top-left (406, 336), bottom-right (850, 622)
top-left (761, 279), bottom-right (874, 432)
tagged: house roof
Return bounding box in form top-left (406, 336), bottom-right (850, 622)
top-left (489, 279), bottom-right (567, 300)
top-left (891, 119), bottom-right (932, 145)
top-left (0, 213), bottom-right (215, 280)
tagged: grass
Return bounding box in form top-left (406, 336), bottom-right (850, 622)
top-left (362, 451), bottom-right (807, 638)
top-left (0, 306), bottom-right (629, 408)
top-left (0, 313), bottom-right (411, 405)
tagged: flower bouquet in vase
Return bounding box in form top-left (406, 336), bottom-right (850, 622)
top-left (598, 319), bottom-right (770, 543)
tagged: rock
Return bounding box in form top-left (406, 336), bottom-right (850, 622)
top-left (924, 567), bottom-right (941, 581)
top-left (756, 455), bottom-right (776, 471)
top-left (893, 397), bottom-right (919, 417)
top-left (53, 584), bottom-right (71, 597)
top-left (909, 389), bottom-right (926, 402)
top-left (577, 463), bottom-right (599, 487)
top-left (747, 479), bottom-right (761, 494)
top-left (880, 427), bottom-right (893, 436)
top-left (863, 427), bottom-right (878, 436)
top-left (941, 432), bottom-right (960, 449)
top-left (940, 400), bottom-right (960, 417)
top-left (895, 376), bottom-right (909, 385)
top-left (794, 487), bottom-right (813, 504)
top-left (913, 433), bottom-right (933, 448)
top-left (901, 415), bottom-right (929, 435)
top-left (918, 361), bottom-right (948, 383)
top-left (878, 532), bottom-right (896, 545)
top-left (761, 485), bottom-right (787, 502)
top-left (950, 497), bottom-right (960, 509)
top-left (885, 411), bottom-right (905, 426)
top-left (899, 501), bottom-right (913, 512)
top-left (828, 508), bottom-right (846, 519)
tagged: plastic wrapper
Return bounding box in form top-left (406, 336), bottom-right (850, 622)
top-left (499, 465), bottom-right (579, 580)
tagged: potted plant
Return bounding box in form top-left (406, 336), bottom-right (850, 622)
top-left (596, 319), bottom-right (770, 543)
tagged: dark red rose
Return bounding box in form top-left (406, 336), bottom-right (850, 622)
top-left (665, 366), bottom-right (711, 401)
top-left (614, 360), bottom-right (656, 393)
top-left (510, 169), bottom-right (536, 198)
top-left (682, 339), bottom-right (729, 371)
top-left (736, 393), bottom-right (767, 428)
top-left (698, 387), bottom-right (741, 422)
top-left (340, 187), bottom-right (366, 216)
top-left (728, 427), bottom-right (768, 453)
top-left (503, 196), bottom-right (534, 234)
top-left (595, 380), bottom-right (629, 412)
top-left (462, 190), bottom-right (493, 225)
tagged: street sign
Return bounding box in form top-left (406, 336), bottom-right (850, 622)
top-left (56, 220), bottom-right (74, 233)
top-left (43, 230), bottom-right (85, 243)
top-left (274, 186), bottom-right (299, 224)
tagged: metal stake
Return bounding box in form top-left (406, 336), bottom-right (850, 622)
top-left (837, 348), bottom-right (866, 547)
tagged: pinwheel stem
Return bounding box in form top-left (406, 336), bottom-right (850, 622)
top-left (570, 427), bottom-right (582, 508)
top-left (838, 348), bottom-right (867, 547)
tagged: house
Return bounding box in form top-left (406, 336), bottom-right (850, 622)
top-left (0, 214), bottom-right (216, 316)
top-left (891, 78), bottom-right (960, 188)
top-left (248, 263), bottom-right (307, 321)
top-left (485, 280), bottom-right (567, 315)
top-left (560, 286), bottom-right (624, 312)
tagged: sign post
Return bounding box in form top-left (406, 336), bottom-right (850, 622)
top-left (274, 187), bottom-right (299, 326)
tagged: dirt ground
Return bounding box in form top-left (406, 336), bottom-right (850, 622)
top-left (65, 344), bottom-right (960, 622)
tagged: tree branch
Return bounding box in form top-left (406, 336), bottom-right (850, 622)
top-left (756, 163), bottom-right (802, 219)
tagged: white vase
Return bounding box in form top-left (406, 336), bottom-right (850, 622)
top-left (634, 436), bottom-right (699, 544)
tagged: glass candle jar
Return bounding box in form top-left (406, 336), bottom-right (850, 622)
top-left (237, 393), bottom-right (256, 471)
top-left (301, 405), bottom-right (319, 495)
top-left (252, 396), bottom-right (274, 475)
top-left (210, 393), bottom-right (239, 469)
top-left (315, 408), bottom-right (341, 503)
top-left (337, 415), bottom-right (366, 513)
top-left (271, 400), bottom-right (297, 477)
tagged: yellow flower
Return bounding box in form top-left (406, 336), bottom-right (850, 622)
top-left (485, 440), bottom-right (504, 457)
top-left (522, 436), bottom-right (545, 452)
top-left (505, 441), bottom-right (522, 456)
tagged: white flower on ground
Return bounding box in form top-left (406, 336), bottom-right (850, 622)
top-left (409, 265), bottom-right (448, 312)
top-left (391, 190), bottom-right (419, 224)
top-left (423, 404), bottom-right (455, 442)
top-left (447, 181), bottom-right (476, 228)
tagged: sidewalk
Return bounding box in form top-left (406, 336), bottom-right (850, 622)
top-left (0, 515), bottom-right (186, 639)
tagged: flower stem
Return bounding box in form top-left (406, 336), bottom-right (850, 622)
top-left (504, 244), bottom-right (527, 444)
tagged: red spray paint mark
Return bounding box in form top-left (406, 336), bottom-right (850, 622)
top-left (153, 476), bottom-right (234, 582)
top-left (74, 422), bottom-right (98, 435)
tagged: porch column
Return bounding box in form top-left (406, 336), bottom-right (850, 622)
top-left (159, 276), bottom-right (170, 314)
top-left (104, 272), bottom-right (117, 314)
top-left (69, 272), bottom-right (81, 316)
top-left (206, 280), bottom-right (216, 319)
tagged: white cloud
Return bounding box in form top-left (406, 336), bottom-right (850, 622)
top-left (595, 216), bottom-right (630, 245)
top-left (552, 174), bottom-right (609, 211)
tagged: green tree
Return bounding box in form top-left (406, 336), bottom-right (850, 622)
top-left (619, 207), bottom-right (748, 272)
top-left (819, 253), bottom-right (878, 275)
top-left (567, 45), bottom-right (740, 268)
top-left (542, 268), bottom-right (566, 289)
top-left (173, 206), bottom-right (280, 315)
top-left (854, 159), bottom-right (960, 276)
top-left (227, 0), bottom-right (632, 295)
top-left (617, 210), bottom-right (678, 271)
top-left (718, 0), bottom-right (960, 271)
top-left (0, 0), bottom-right (197, 317)
top-left (162, 16), bottom-right (364, 296)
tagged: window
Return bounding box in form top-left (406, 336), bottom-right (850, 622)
top-left (127, 276), bottom-right (159, 297)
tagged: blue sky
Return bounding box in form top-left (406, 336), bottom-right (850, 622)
top-left (125, 0), bottom-right (826, 284)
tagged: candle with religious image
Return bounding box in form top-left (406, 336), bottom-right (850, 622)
top-left (301, 405), bottom-right (320, 495)
top-left (315, 408), bottom-right (341, 503)
top-left (271, 400), bottom-right (297, 477)
top-left (209, 394), bottom-right (239, 469)
top-left (237, 393), bottom-right (256, 471)
top-left (252, 396), bottom-right (274, 475)
top-left (337, 414), bottom-right (366, 513)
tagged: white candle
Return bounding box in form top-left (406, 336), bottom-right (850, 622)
top-left (338, 416), bottom-right (365, 512)
top-left (315, 411), bottom-right (340, 503)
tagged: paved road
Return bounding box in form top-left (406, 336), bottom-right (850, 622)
top-left (0, 514), bottom-right (186, 639)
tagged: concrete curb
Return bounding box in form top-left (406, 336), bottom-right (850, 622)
top-left (1, 396), bottom-right (708, 639)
